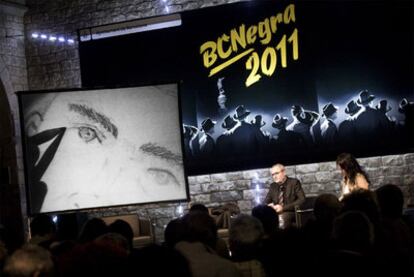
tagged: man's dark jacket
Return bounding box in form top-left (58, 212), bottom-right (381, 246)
top-left (264, 177), bottom-right (306, 212)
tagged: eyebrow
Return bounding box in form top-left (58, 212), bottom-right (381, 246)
top-left (140, 143), bottom-right (183, 166)
top-left (68, 103), bottom-right (118, 138)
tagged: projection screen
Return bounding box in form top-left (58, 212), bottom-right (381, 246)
top-left (18, 84), bottom-right (188, 214)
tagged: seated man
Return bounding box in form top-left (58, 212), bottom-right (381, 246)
top-left (264, 163), bottom-right (305, 228)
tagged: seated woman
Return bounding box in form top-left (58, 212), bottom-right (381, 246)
top-left (336, 153), bottom-right (370, 200)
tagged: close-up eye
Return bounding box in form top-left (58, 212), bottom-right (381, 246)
top-left (78, 126), bottom-right (100, 143)
top-left (147, 168), bottom-right (180, 187)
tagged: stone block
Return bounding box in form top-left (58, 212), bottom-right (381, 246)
top-left (201, 183), bottom-right (219, 192)
top-left (295, 163), bottom-right (319, 174)
top-left (234, 180), bottom-right (252, 190)
top-left (210, 191), bottom-right (243, 202)
top-left (192, 194), bottom-right (211, 204)
top-left (383, 166), bottom-right (407, 177)
top-left (149, 207), bottom-right (175, 218)
top-left (284, 165), bottom-right (296, 176)
top-left (359, 156), bottom-right (381, 168)
top-left (403, 153), bottom-right (414, 165)
top-left (218, 181), bottom-right (237, 191)
top-left (195, 174), bottom-right (211, 184)
top-left (210, 173), bottom-right (227, 183)
top-left (319, 161), bottom-right (337, 172)
top-left (299, 174), bottom-right (317, 184)
top-left (382, 155), bottom-right (404, 167)
top-left (237, 200), bottom-right (254, 212)
top-left (189, 184), bottom-right (202, 195)
top-left (187, 176), bottom-right (197, 185)
top-left (315, 171), bottom-right (338, 183)
top-left (242, 168), bottom-right (269, 180)
top-left (243, 189), bottom-right (267, 200)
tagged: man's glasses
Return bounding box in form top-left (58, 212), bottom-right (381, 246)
top-left (271, 171), bottom-right (281, 176)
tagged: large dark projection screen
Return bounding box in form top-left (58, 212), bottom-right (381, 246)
top-left (18, 84), bottom-right (188, 214)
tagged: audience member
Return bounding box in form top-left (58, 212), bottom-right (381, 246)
top-left (229, 215), bottom-right (266, 277)
top-left (77, 217), bottom-right (108, 243)
top-left (3, 244), bottom-right (54, 277)
top-left (175, 211), bottom-right (241, 277)
top-left (29, 214), bottom-right (56, 249)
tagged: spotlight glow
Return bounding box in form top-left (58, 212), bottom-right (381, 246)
top-left (40, 34), bottom-right (47, 39)
top-left (58, 37), bottom-right (65, 42)
top-left (31, 33), bottom-right (39, 38)
top-left (49, 36), bottom-right (57, 41)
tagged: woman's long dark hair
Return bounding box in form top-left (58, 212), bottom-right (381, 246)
top-left (336, 153), bottom-right (370, 186)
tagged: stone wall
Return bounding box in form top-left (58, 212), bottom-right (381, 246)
top-left (87, 153), bottom-right (414, 242)
top-left (0, 0), bottom-right (28, 250)
top-left (1, 0), bottom-right (410, 243)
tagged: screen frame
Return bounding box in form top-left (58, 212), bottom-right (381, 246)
top-left (17, 81), bottom-right (190, 216)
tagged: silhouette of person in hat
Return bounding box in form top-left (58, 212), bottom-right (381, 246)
top-left (287, 105), bottom-right (319, 146)
top-left (320, 102), bottom-right (339, 147)
top-left (270, 114), bottom-right (306, 152)
top-left (193, 118), bottom-right (216, 158)
top-left (216, 115), bottom-right (237, 156)
top-left (398, 98), bottom-right (414, 144)
top-left (251, 114), bottom-right (271, 151)
top-left (375, 99), bottom-right (395, 136)
top-left (354, 90), bottom-right (386, 145)
top-left (231, 105), bottom-right (263, 155)
top-left (182, 124), bottom-right (199, 160)
top-left (338, 99), bottom-right (361, 149)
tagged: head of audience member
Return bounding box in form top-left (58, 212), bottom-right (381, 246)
top-left (375, 184), bottom-right (404, 219)
top-left (164, 218), bottom-right (186, 249)
top-left (229, 214), bottom-right (264, 261)
top-left (3, 244), bottom-right (54, 277)
top-left (341, 190), bottom-right (380, 228)
top-left (128, 244), bottom-right (191, 277)
top-left (0, 240), bottom-right (8, 271)
top-left (270, 163), bottom-right (287, 184)
top-left (30, 214), bottom-right (56, 238)
top-left (251, 205), bottom-right (279, 238)
top-left (189, 203), bottom-right (209, 214)
top-left (78, 218), bottom-right (108, 244)
top-left (29, 214), bottom-right (56, 248)
top-left (57, 239), bottom-right (129, 277)
top-left (181, 211), bottom-right (217, 249)
top-left (108, 219), bottom-right (134, 251)
top-left (313, 194), bottom-right (342, 223)
top-left (95, 232), bottom-right (130, 255)
top-left (332, 210), bottom-right (375, 254)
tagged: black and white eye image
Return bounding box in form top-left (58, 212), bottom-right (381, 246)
top-left (20, 84), bottom-right (187, 214)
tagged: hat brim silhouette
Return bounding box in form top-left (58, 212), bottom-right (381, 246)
top-left (222, 121), bottom-right (237, 130)
top-left (233, 111), bottom-right (251, 120)
top-left (345, 105), bottom-right (362, 115)
top-left (357, 95), bottom-right (375, 105)
top-left (376, 105), bottom-right (392, 113)
top-left (251, 120), bottom-right (266, 127)
top-left (297, 111), bottom-right (319, 125)
top-left (272, 117), bottom-right (288, 128)
top-left (183, 125), bottom-right (198, 137)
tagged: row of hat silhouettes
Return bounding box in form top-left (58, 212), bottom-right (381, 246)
top-left (184, 90), bottom-right (413, 135)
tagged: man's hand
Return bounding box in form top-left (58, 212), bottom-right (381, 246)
top-left (275, 204), bottom-right (283, 213)
top-left (268, 203), bottom-right (283, 213)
